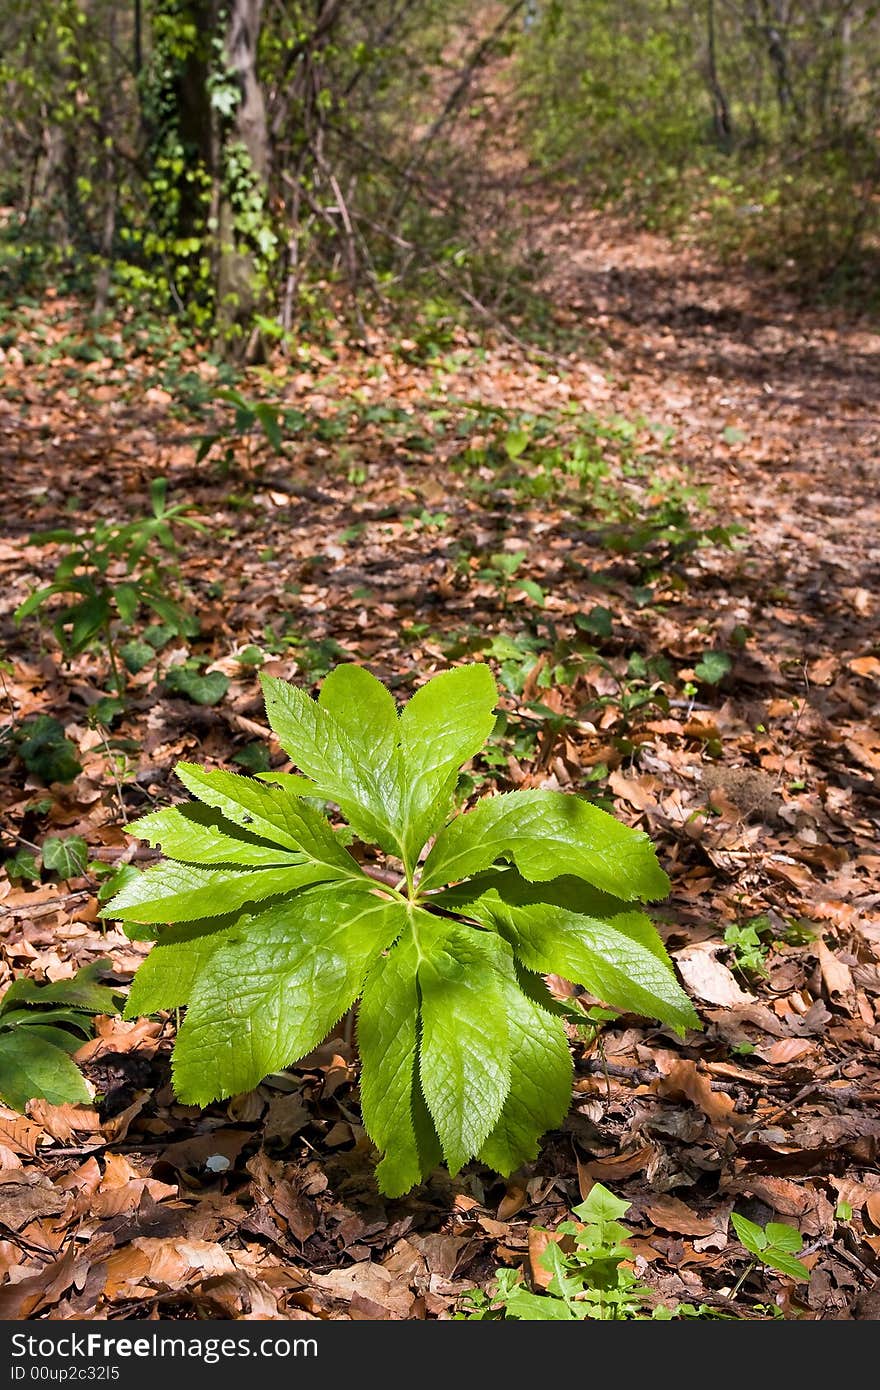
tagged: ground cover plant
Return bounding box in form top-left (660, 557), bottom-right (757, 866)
top-left (106, 664), bottom-right (695, 1196)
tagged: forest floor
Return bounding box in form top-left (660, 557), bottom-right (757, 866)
top-left (1, 209), bottom-right (879, 1321)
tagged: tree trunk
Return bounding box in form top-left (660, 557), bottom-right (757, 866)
top-left (215, 0), bottom-right (270, 356)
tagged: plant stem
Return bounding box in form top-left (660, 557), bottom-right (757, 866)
top-left (104, 621), bottom-right (122, 694)
top-left (729, 1258), bottom-right (756, 1301)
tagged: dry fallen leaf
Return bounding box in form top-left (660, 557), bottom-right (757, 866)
top-left (310, 1262), bottom-right (415, 1318)
top-left (674, 943), bottom-right (755, 1007)
top-left (654, 1059), bottom-right (744, 1130)
top-left (816, 938), bottom-right (854, 1001)
top-left (643, 1194), bottom-right (717, 1237)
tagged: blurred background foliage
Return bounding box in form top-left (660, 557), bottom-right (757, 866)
top-left (1, 0), bottom-right (878, 352)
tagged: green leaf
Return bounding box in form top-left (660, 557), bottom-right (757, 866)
top-left (124, 918), bottom-right (239, 1016)
top-left (56, 593), bottom-right (111, 655)
top-left (172, 885), bottom-right (405, 1103)
top-left (765, 1222), bottom-right (804, 1254)
top-left (15, 1025), bottom-right (85, 1054)
top-left (165, 666), bottom-right (229, 705)
top-left (397, 663), bottom-right (497, 868)
top-left (0, 1029), bottom-right (91, 1111)
top-left (41, 835), bottom-right (89, 878)
top-left (516, 579), bottom-right (545, 607)
top-left (694, 651), bottom-right (731, 685)
top-left (417, 919), bottom-right (513, 1174)
top-left (730, 1213), bottom-right (768, 1254)
top-left (14, 582), bottom-right (70, 624)
top-left (0, 1007), bottom-right (93, 1035)
top-left (479, 970), bottom-right (572, 1175)
top-left (420, 789), bottom-right (670, 901)
top-left (580, 605), bottom-right (613, 638)
top-left (255, 771), bottom-right (317, 796)
top-left (357, 924), bottom-right (441, 1197)
top-left (318, 662), bottom-right (402, 809)
top-left (173, 764), bottom-right (358, 875)
top-left (3, 851), bottom-right (40, 883)
top-left (113, 582), bottom-right (140, 625)
top-left (731, 1214), bottom-right (810, 1282)
top-left (130, 803), bottom-right (307, 867)
top-left (16, 716), bottom-right (81, 784)
top-left (504, 429), bottom-right (530, 460)
top-left (261, 673), bottom-right (402, 854)
top-left (119, 639), bottom-right (155, 674)
top-left (97, 862), bottom-right (141, 906)
top-left (462, 875), bottom-right (697, 1035)
top-left (254, 401), bottom-right (283, 451)
top-left (501, 1284), bottom-right (579, 1320)
top-left (101, 860), bottom-right (337, 924)
top-left (762, 1250), bottom-right (811, 1282)
top-left (232, 742), bottom-right (270, 773)
top-left (573, 1182), bottom-right (631, 1225)
top-left (0, 960), bottom-right (119, 1016)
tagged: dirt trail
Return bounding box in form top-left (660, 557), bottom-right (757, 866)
top-left (537, 206), bottom-right (880, 657)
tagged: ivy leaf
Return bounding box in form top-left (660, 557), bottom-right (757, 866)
top-left (417, 919), bottom-right (513, 1174)
top-left (172, 885), bottom-right (405, 1103)
top-left (16, 716), bottom-right (81, 784)
top-left (3, 851), bottom-right (40, 883)
top-left (357, 925), bottom-right (441, 1197)
top-left (420, 789), bottom-right (670, 900)
top-left (694, 651), bottom-right (732, 685)
top-left (119, 639), bottom-right (155, 674)
top-left (0, 1029), bottom-right (91, 1111)
top-left (165, 666), bottom-right (229, 705)
top-left (41, 835), bottom-right (88, 878)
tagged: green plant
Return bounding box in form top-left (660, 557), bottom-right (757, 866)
top-left (15, 480), bottom-right (202, 690)
top-left (729, 1214), bottom-right (811, 1295)
top-left (164, 661), bottom-right (230, 707)
top-left (694, 650), bottom-right (732, 686)
top-left (196, 388), bottom-right (285, 467)
top-left (0, 961), bottom-right (120, 1111)
top-left (724, 921), bottom-right (771, 977)
top-left (462, 1183), bottom-right (670, 1320)
top-left (8, 715), bottom-right (82, 785)
top-left (41, 835), bottom-right (89, 879)
top-left (478, 551), bottom-right (545, 608)
top-left (105, 663), bottom-right (696, 1194)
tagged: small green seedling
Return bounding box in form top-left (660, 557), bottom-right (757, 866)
top-left (462, 1183), bottom-right (665, 1320)
top-left (106, 663), bottom-right (696, 1195)
top-left (479, 552), bottom-right (545, 607)
top-left (724, 921), bottom-right (770, 976)
top-left (15, 480), bottom-right (202, 690)
top-left (729, 1213), bottom-right (811, 1295)
top-left (0, 961), bottom-right (120, 1111)
top-left (196, 388), bottom-right (284, 466)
